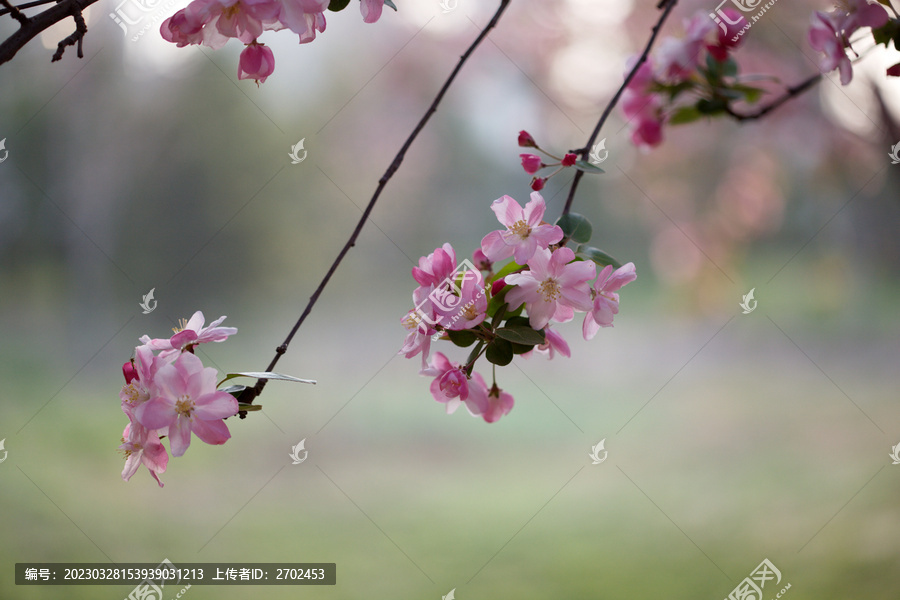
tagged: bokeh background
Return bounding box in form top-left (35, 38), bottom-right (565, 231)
top-left (1, 0), bottom-right (899, 598)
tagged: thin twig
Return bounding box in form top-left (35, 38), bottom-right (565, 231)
top-left (561, 0), bottom-right (679, 218)
top-left (724, 73), bottom-right (822, 121)
top-left (0, 0), bottom-right (100, 65)
top-left (51, 5), bottom-right (86, 62)
top-left (0, 0), bottom-right (29, 25)
top-left (242, 0), bottom-right (513, 406)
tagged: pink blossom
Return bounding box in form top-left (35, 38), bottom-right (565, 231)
top-left (238, 41), bottom-right (276, 84)
top-left (139, 311), bottom-right (237, 359)
top-left (278, 0), bottom-right (327, 41)
top-left (399, 287), bottom-right (437, 368)
top-left (480, 193), bottom-right (564, 265)
top-left (708, 7), bottom-right (745, 60)
top-left (518, 130), bottom-right (536, 147)
top-left (832, 0), bottom-right (889, 32)
top-left (120, 422), bottom-right (168, 487)
top-left (522, 325), bottom-right (570, 360)
top-left (632, 118), bottom-right (664, 149)
top-left (520, 153), bottom-right (543, 174)
top-left (412, 243), bottom-right (457, 289)
top-left (135, 353), bottom-right (239, 457)
top-left (435, 269), bottom-right (487, 331)
top-left (583, 262), bottom-right (636, 340)
top-left (360, 0), bottom-right (383, 23)
top-left (120, 345), bottom-right (162, 421)
top-left (655, 13), bottom-right (713, 82)
top-left (621, 61), bottom-right (666, 149)
top-left (472, 248), bottom-right (492, 271)
top-left (481, 380), bottom-right (514, 423)
top-left (808, 12), bottom-right (853, 85)
top-left (422, 353), bottom-right (488, 416)
top-left (504, 247), bottom-right (595, 330)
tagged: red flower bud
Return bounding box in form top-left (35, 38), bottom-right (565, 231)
top-left (531, 177), bottom-right (546, 191)
top-left (123, 361), bottom-right (138, 384)
top-left (561, 153), bottom-right (577, 167)
top-left (518, 130), bottom-right (537, 147)
top-left (888, 63), bottom-right (900, 77)
top-left (520, 153), bottom-right (543, 175)
top-left (491, 277), bottom-right (507, 296)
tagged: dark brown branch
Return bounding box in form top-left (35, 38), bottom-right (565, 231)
top-left (0, 0), bottom-right (29, 26)
top-left (724, 73), bottom-right (822, 121)
top-left (0, 0), bottom-right (99, 66)
top-left (561, 0), bottom-right (679, 218)
top-left (0, 0), bottom-right (60, 17)
top-left (240, 0), bottom-right (513, 407)
top-left (51, 4), bottom-right (85, 61)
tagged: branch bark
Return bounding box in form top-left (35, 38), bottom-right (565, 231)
top-left (0, 0), bottom-right (99, 66)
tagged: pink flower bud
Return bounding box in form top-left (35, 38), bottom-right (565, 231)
top-left (531, 177), bottom-right (546, 191)
top-left (238, 41), bottom-right (275, 84)
top-left (561, 153), bottom-right (577, 167)
top-left (491, 277), bottom-right (507, 296)
top-left (518, 130), bottom-right (536, 147)
top-left (123, 361), bottom-right (138, 384)
top-left (472, 249), bottom-right (492, 271)
top-left (520, 153), bottom-right (543, 175)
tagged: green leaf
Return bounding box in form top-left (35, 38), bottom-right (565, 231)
top-left (237, 403), bottom-right (263, 412)
top-left (573, 160), bottom-right (604, 174)
top-left (383, 0), bottom-right (397, 10)
top-left (495, 325), bottom-right (546, 346)
top-left (491, 302), bottom-right (507, 329)
top-left (447, 328), bottom-right (478, 347)
top-left (485, 338), bottom-right (514, 366)
top-left (220, 384), bottom-right (247, 395)
top-left (721, 57), bottom-right (738, 78)
top-left (218, 371), bottom-right (317, 388)
top-left (576, 246), bottom-right (622, 269)
top-left (696, 98), bottom-right (727, 115)
top-left (668, 105), bottom-right (703, 125)
top-left (730, 84), bottom-right (765, 104)
top-left (557, 212), bottom-right (593, 244)
top-left (327, 0), bottom-right (351, 11)
top-left (510, 342), bottom-right (535, 355)
top-left (490, 260), bottom-right (524, 283)
top-left (488, 286), bottom-right (515, 318)
top-left (504, 316), bottom-right (531, 328)
top-left (465, 341), bottom-right (485, 373)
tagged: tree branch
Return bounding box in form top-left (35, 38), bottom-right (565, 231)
top-left (561, 0), bottom-right (679, 218)
top-left (51, 3), bottom-right (86, 61)
top-left (724, 73), bottom-right (822, 121)
top-left (0, 0), bottom-right (29, 26)
top-left (240, 0), bottom-right (513, 408)
top-left (0, 0), bottom-right (99, 66)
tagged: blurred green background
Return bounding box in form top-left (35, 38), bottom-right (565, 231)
top-left (1, 0), bottom-right (900, 598)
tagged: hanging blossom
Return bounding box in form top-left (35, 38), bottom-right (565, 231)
top-left (808, 0), bottom-right (890, 85)
top-left (119, 311), bottom-right (239, 486)
top-left (160, 0), bottom-right (395, 83)
top-left (398, 187), bottom-right (635, 424)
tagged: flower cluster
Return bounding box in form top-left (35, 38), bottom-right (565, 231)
top-left (118, 312), bottom-right (239, 486)
top-left (808, 0), bottom-right (892, 85)
top-left (399, 192), bottom-right (635, 423)
top-left (161, 0), bottom-right (393, 84)
top-left (621, 9), bottom-right (752, 149)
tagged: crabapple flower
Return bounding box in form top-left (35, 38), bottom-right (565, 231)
top-left (472, 248), bottom-right (492, 272)
top-left (707, 7), bottom-right (745, 61)
top-left (360, 0), bottom-right (383, 23)
top-left (583, 262), bottom-right (636, 340)
top-left (139, 311), bottom-right (237, 359)
top-left (505, 247), bottom-right (595, 330)
top-left (412, 243), bottom-right (457, 289)
top-left (238, 41), bottom-right (276, 84)
top-left (120, 423), bottom-right (168, 487)
top-left (135, 352), bottom-right (239, 457)
top-left (522, 325), bottom-right (570, 360)
top-left (422, 353), bottom-right (488, 416)
top-left (120, 345), bottom-right (162, 421)
top-left (520, 153), bottom-right (543, 174)
top-left (482, 382), bottom-right (514, 423)
top-left (435, 269), bottom-right (487, 331)
top-left (808, 0), bottom-right (889, 85)
top-left (621, 61), bottom-right (665, 149)
top-left (480, 193), bottom-right (563, 264)
top-left (655, 12), bottom-right (713, 82)
top-left (399, 287), bottom-right (437, 368)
